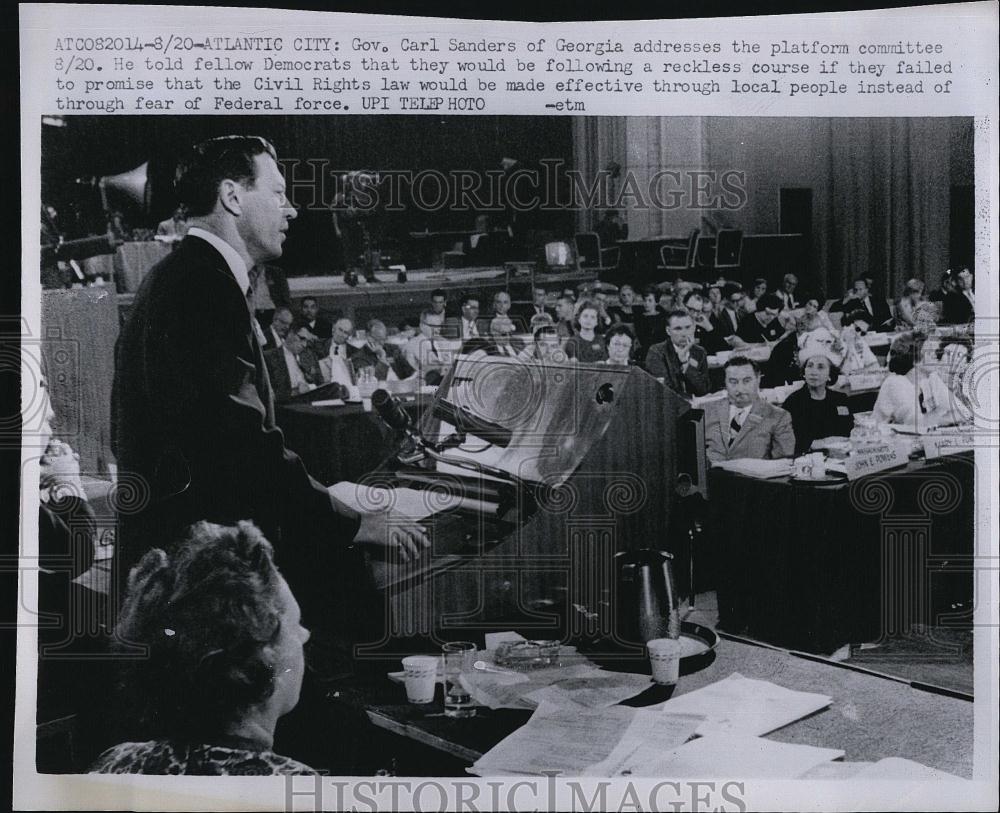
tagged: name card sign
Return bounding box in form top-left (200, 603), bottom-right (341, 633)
top-left (845, 441), bottom-right (908, 480)
top-left (922, 432), bottom-right (976, 460)
top-left (848, 371), bottom-right (887, 391)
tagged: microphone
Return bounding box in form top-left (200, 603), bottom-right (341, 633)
top-left (372, 389), bottom-right (413, 433)
top-left (431, 400), bottom-right (512, 448)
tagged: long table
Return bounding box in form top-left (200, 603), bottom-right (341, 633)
top-left (320, 634), bottom-right (972, 777)
top-left (709, 453), bottom-right (975, 654)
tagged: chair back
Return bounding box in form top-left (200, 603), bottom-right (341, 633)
top-left (574, 233), bottom-right (601, 268)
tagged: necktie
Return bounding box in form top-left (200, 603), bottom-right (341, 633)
top-left (729, 414), bottom-right (742, 446)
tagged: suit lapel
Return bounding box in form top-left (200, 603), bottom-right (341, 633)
top-left (732, 401), bottom-right (765, 454)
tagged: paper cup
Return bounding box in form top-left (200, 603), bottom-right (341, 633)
top-left (647, 638), bottom-right (681, 686)
top-left (401, 655), bottom-right (438, 704)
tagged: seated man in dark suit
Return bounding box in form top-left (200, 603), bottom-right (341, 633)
top-left (295, 296), bottom-right (332, 342)
top-left (349, 319), bottom-right (414, 381)
top-left (941, 267), bottom-right (975, 324)
top-left (831, 276), bottom-right (892, 330)
top-left (703, 356), bottom-right (795, 463)
top-left (262, 305), bottom-right (293, 351)
top-left (736, 293), bottom-right (785, 344)
top-left (684, 292), bottom-right (730, 355)
top-left (485, 315), bottom-right (527, 359)
top-left (263, 327), bottom-right (321, 402)
top-left (644, 309), bottom-right (710, 398)
top-left (522, 286), bottom-right (554, 325)
top-left (444, 295), bottom-right (485, 344)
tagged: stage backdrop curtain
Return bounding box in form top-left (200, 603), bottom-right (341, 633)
top-left (824, 118), bottom-right (952, 300)
top-left (571, 117), bottom-right (627, 234)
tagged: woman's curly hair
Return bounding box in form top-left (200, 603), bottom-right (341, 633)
top-left (113, 521), bottom-right (285, 742)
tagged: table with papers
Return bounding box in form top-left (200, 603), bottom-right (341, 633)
top-left (328, 633), bottom-right (972, 778)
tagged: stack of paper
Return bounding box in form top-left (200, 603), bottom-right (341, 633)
top-left (710, 458), bottom-right (793, 479)
top-left (469, 703), bottom-right (704, 777)
top-left (657, 673), bottom-right (833, 736)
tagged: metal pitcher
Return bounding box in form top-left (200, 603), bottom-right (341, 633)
top-left (615, 548), bottom-right (681, 644)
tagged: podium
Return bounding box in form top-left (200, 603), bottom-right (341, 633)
top-left (348, 356), bottom-right (689, 647)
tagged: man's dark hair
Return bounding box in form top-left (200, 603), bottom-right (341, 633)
top-left (461, 294), bottom-right (479, 307)
top-left (682, 290), bottom-right (703, 307)
top-left (174, 136), bottom-right (277, 217)
top-left (533, 324), bottom-right (558, 341)
top-left (722, 283), bottom-right (743, 299)
top-left (667, 308), bottom-right (692, 325)
top-left (724, 354), bottom-right (759, 374)
top-left (757, 293), bottom-right (783, 312)
top-left (430, 288), bottom-right (447, 300)
top-left (300, 295), bottom-right (317, 306)
top-left (605, 323), bottom-right (636, 343)
top-left (887, 331), bottom-right (924, 375)
top-left (643, 285), bottom-right (660, 298)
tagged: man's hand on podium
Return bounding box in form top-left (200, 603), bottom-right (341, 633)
top-left (353, 510), bottom-right (430, 563)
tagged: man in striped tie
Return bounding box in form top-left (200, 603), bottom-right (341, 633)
top-left (703, 356), bottom-right (796, 464)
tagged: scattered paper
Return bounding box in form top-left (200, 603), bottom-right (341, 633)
top-left (465, 660), bottom-right (602, 710)
top-left (660, 673), bottom-right (832, 737)
top-left (710, 458), bottom-right (793, 479)
top-left (469, 703), bottom-right (703, 777)
top-left (633, 734), bottom-right (843, 778)
top-left (523, 672), bottom-right (655, 709)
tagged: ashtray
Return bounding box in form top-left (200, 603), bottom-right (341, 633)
top-left (493, 639), bottom-right (562, 669)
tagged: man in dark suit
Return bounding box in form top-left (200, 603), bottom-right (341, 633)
top-left (349, 319), bottom-right (414, 381)
top-left (703, 356), bottom-right (795, 463)
top-left (263, 328), bottom-right (321, 402)
top-left (444, 295), bottom-right (485, 344)
top-left (684, 292), bottom-right (731, 354)
top-left (112, 136), bottom-right (428, 620)
top-left (832, 277), bottom-right (892, 330)
top-left (295, 295), bottom-right (332, 342)
top-left (644, 310), bottom-right (711, 398)
top-left (261, 305), bottom-right (294, 351)
top-left (942, 268), bottom-right (975, 324)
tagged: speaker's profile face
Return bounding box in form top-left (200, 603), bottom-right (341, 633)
top-left (239, 154), bottom-right (296, 263)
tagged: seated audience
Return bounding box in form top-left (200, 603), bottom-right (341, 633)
top-left (927, 270), bottom-right (956, 304)
top-left (607, 284), bottom-right (639, 327)
top-left (91, 521), bottom-right (315, 775)
top-left (742, 278), bottom-right (768, 315)
top-left (838, 310), bottom-right (881, 375)
top-left (736, 293), bottom-right (785, 344)
top-left (404, 310), bottom-right (452, 385)
top-left (604, 324), bottom-right (637, 366)
top-left (715, 284), bottom-right (744, 339)
top-left (592, 291), bottom-right (614, 333)
top-left (264, 329), bottom-right (321, 402)
top-left (262, 306), bottom-right (294, 352)
top-left (295, 296), bottom-right (332, 342)
top-left (486, 315), bottom-right (526, 359)
top-left (554, 295), bottom-right (577, 340)
top-left (634, 286), bottom-right (666, 352)
top-left (349, 319), bottom-right (414, 381)
top-left (686, 294), bottom-right (730, 355)
top-left (429, 288), bottom-right (448, 318)
top-left (319, 318), bottom-right (355, 387)
top-left (872, 332), bottom-right (963, 429)
top-left (801, 294), bottom-right (836, 331)
top-left (781, 350), bottom-right (854, 456)
top-left (563, 300), bottom-right (608, 363)
top-left (250, 263), bottom-right (291, 330)
top-left (776, 273), bottom-right (800, 311)
top-left (521, 286), bottom-right (554, 325)
top-left (155, 206), bottom-right (188, 241)
top-left (763, 311), bottom-right (823, 388)
top-left (706, 285), bottom-right (724, 319)
top-left (645, 310), bottom-right (710, 398)
top-left (832, 276), bottom-right (892, 330)
top-left (528, 312), bottom-right (555, 332)
top-left (941, 268), bottom-right (975, 325)
top-left (531, 324), bottom-right (567, 364)
top-left (704, 356), bottom-right (795, 463)
top-left (444, 295), bottom-right (483, 342)
top-left (895, 278), bottom-right (926, 328)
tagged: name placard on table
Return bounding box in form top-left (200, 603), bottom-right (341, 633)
top-left (922, 431), bottom-right (976, 459)
top-left (845, 440), bottom-right (909, 480)
top-left (847, 370), bottom-right (888, 391)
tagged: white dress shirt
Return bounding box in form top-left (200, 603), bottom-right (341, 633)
top-left (461, 318), bottom-right (480, 339)
top-left (728, 403), bottom-right (752, 439)
top-left (282, 346), bottom-right (308, 391)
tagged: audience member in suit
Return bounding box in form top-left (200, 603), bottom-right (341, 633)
top-left (518, 286), bottom-right (554, 327)
top-left (782, 350), bottom-right (854, 456)
top-left (832, 277), bottom-right (892, 330)
top-left (839, 310), bottom-right (881, 375)
top-left (607, 284), bottom-right (639, 329)
top-left (531, 324), bottom-right (568, 364)
top-left (349, 319), bottom-right (414, 381)
top-left (716, 285), bottom-right (744, 339)
top-left (262, 305), bottom-right (294, 352)
top-left (319, 317), bottom-right (355, 387)
top-left (295, 296), bottom-right (332, 343)
top-left (444, 294), bottom-right (487, 346)
top-left (554, 295), bottom-right (577, 340)
top-left (488, 290), bottom-right (524, 332)
top-left (563, 300), bottom-right (608, 363)
top-left (927, 270), bottom-right (956, 304)
top-left (404, 310), bottom-right (452, 385)
top-left (111, 135), bottom-right (427, 629)
top-left (941, 268), bottom-right (975, 324)
top-left (485, 315), bottom-right (527, 359)
top-left (634, 287), bottom-right (667, 354)
top-left (736, 293), bottom-right (785, 344)
top-left (264, 329), bottom-right (319, 402)
top-left (684, 292), bottom-right (730, 355)
top-left (603, 324), bottom-right (637, 367)
top-left (703, 356), bottom-right (795, 463)
top-left (775, 273), bottom-right (800, 311)
top-left (645, 310), bottom-right (710, 398)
